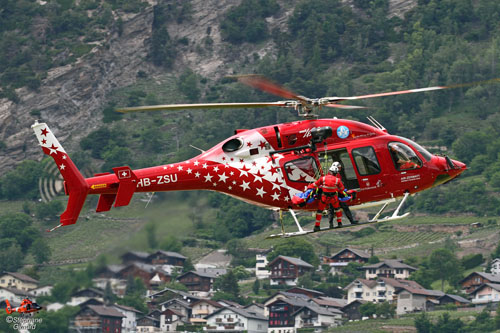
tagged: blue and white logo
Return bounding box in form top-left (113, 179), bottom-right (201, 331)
top-left (337, 126), bottom-right (350, 139)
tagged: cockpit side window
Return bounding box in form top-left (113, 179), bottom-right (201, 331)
top-left (388, 142), bottom-right (422, 171)
top-left (352, 146), bottom-right (381, 176)
top-left (284, 157), bottom-right (320, 183)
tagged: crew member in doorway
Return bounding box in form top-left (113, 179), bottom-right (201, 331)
top-left (328, 161), bottom-right (358, 225)
top-left (308, 162), bottom-right (345, 231)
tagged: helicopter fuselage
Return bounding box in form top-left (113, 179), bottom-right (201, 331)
top-left (84, 118), bottom-right (466, 212)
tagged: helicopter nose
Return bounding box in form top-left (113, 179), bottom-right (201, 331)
top-left (432, 156), bottom-right (467, 187)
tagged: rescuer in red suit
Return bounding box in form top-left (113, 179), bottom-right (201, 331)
top-left (308, 162), bottom-right (344, 231)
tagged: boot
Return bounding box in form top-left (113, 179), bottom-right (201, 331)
top-left (313, 225), bottom-right (321, 232)
top-left (336, 221), bottom-right (343, 228)
top-left (344, 206), bottom-right (358, 224)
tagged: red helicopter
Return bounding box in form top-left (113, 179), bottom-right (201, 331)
top-left (5, 298), bottom-right (42, 315)
top-left (33, 75), bottom-right (482, 238)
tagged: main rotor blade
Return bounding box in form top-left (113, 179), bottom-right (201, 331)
top-left (324, 103), bottom-right (369, 109)
top-left (234, 75), bottom-right (309, 104)
top-left (325, 78), bottom-right (500, 103)
top-left (116, 102), bottom-right (291, 113)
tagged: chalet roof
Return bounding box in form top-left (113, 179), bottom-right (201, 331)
top-left (362, 259), bottom-right (417, 271)
top-left (178, 270), bottom-right (218, 279)
top-left (460, 272), bottom-right (500, 284)
top-left (105, 264), bottom-right (125, 274)
top-left (286, 287), bottom-right (324, 297)
top-left (341, 299), bottom-right (368, 309)
top-left (3, 272), bottom-right (39, 284)
top-left (152, 250), bottom-right (186, 260)
top-left (471, 283), bottom-right (500, 294)
top-left (148, 287), bottom-right (201, 302)
top-left (190, 299), bottom-right (222, 308)
top-left (160, 298), bottom-right (191, 308)
top-left (438, 294), bottom-right (471, 304)
top-left (122, 251), bottom-right (150, 259)
top-left (243, 302), bottom-right (265, 310)
top-left (292, 303), bottom-right (343, 317)
top-left (312, 296), bottom-right (348, 308)
top-left (113, 303), bottom-right (143, 314)
top-left (72, 288), bottom-right (104, 297)
top-left (129, 262), bottom-right (156, 274)
top-left (87, 305), bottom-right (125, 318)
top-left (330, 248), bottom-right (370, 259)
top-left (163, 308), bottom-right (185, 317)
top-left (217, 299), bottom-right (243, 308)
top-left (137, 315), bottom-right (160, 324)
top-left (207, 306), bottom-right (267, 321)
top-left (270, 255), bottom-right (313, 268)
top-left (0, 287), bottom-right (34, 297)
top-left (267, 294), bottom-right (310, 309)
top-left (395, 287), bottom-right (436, 297)
top-left (344, 278), bottom-right (424, 291)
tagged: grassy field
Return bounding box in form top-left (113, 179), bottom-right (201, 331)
top-left (328, 308), bottom-right (485, 332)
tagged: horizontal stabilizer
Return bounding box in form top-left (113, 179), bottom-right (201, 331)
top-left (112, 166), bottom-right (138, 207)
top-left (96, 194), bottom-right (117, 212)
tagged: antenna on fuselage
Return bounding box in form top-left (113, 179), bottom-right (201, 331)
top-left (367, 116), bottom-right (386, 131)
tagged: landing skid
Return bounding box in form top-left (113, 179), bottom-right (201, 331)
top-left (267, 192), bottom-right (410, 239)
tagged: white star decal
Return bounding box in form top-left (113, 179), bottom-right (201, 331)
top-left (163, 166), bottom-right (167, 170)
top-left (204, 173), bottom-right (213, 182)
top-left (195, 172), bottom-right (201, 178)
top-left (218, 173), bottom-right (228, 183)
top-left (239, 168), bottom-right (249, 177)
top-left (253, 173), bottom-right (263, 183)
top-left (187, 168), bottom-right (192, 174)
top-left (194, 161), bottom-right (200, 166)
top-left (228, 186), bottom-right (232, 190)
top-left (240, 181), bottom-right (250, 191)
top-left (271, 192), bottom-right (280, 201)
top-left (49, 148), bottom-right (57, 155)
top-left (213, 182), bottom-right (217, 187)
top-left (230, 171), bottom-right (234, 176)
top-left (202, 163), bottom-right (208, 169)
top-left (256, 187), bottom-right (266, 197)
top-left (62, 155), bottom-right (67, 160)
top-left (177, 165), bottom-right (183, 171)
top-left (232, 180), bottom-right (237, 185)
top-left (213, 166), bottom-right (219, 172)
top-left (60, 164), bottom-right (66, 171)
top-left (271, 182), bottom-right (282, 191)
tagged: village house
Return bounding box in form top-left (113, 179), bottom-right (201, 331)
top-left (148, 250), bottom-right (186, 267)
top-left (30, 285), bottom-right (53, 297)
top-left (285, 287), bottom-right (324, 299)
top-left (361, 259), bottom-right (417, 280)
top-left (112, 304), bottom-right (143, 333)
top-left (161, 308), bottom-right (187, 332)
top-left (266, 295), bottom-right (310, 333)
top-left (263, 291), bottom-right (311, 317)
top-left (436, 294), bottom-right (471, 307)
top-left (460, 272), bottom-right (500, 294)
top-left (395, 287), bottom-right (439, 315)
top-left (67, 288), bottom-right (104, 306)
top-left (177, 270), bottom-right (218, 296)
top-left (190, 299), bottom-right (223, 324)
top-left (94, 265), bottom-right (127, 296)
top-left (119, 263), bottom-right (171, 288)
top-left (324, 248), bottom-right (371, 275)
top-left (0, 272), bottom-right (39, 291)
top-left (470, 283), bottom-right (500, 304)
top-left (341, 300), bottom-right (367, 321)
top-left (268, 255), bottom-right (314, 286)
top-left (121, 251), bottom-right (150, 265)
top-left (311, 296), bottom-right (348, 311)
top-left (160, 298), bottom-right (192, 319)
top-left (344, 277), bottom-right (424, 304)
top-left (71, 304), bottom-right (124, 333)
top-left (0, 287), bottom-right (35, 304)
top-left (491, 258), bottom-right (500, 275)
top-left (136, 315), bottom-right (161, 332)
top-left (256, 252), bottom-right (271, 280)
top-left (205, 306), bottom-right (268, 333)
top-left (293, 303), bottom-right (343, 331)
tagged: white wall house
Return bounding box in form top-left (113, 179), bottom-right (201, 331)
top-left (344, 278), bottom-right (424, 304)
top-left (206, 307), bottom-right (268, 333)
top-left (362, 260), bottom-right (417, 280)
top-left (491, 258), bottom-right (500, 275)
top-left (471, 283), bottom-right (500, 304)
top-left (256, 253), bottom-right (271, 280)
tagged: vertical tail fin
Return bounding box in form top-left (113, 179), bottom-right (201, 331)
top-left (32, 121), bottom-right (89, 229)
top-left (5, 299), bottom-right (12, 314)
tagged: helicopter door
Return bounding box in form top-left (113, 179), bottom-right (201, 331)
top-left (280, 154), bottom-right (321, 188)
top-left (319, 148), bottom-right (360, 189)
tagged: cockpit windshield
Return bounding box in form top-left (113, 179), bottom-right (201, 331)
top-left (395, 136), bottom-right (433, 161)
top-left (389, 142), bottom-right (422, 171)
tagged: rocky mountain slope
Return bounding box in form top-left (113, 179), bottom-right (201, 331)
top-left (0, 0), bottom-right (417, 171)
